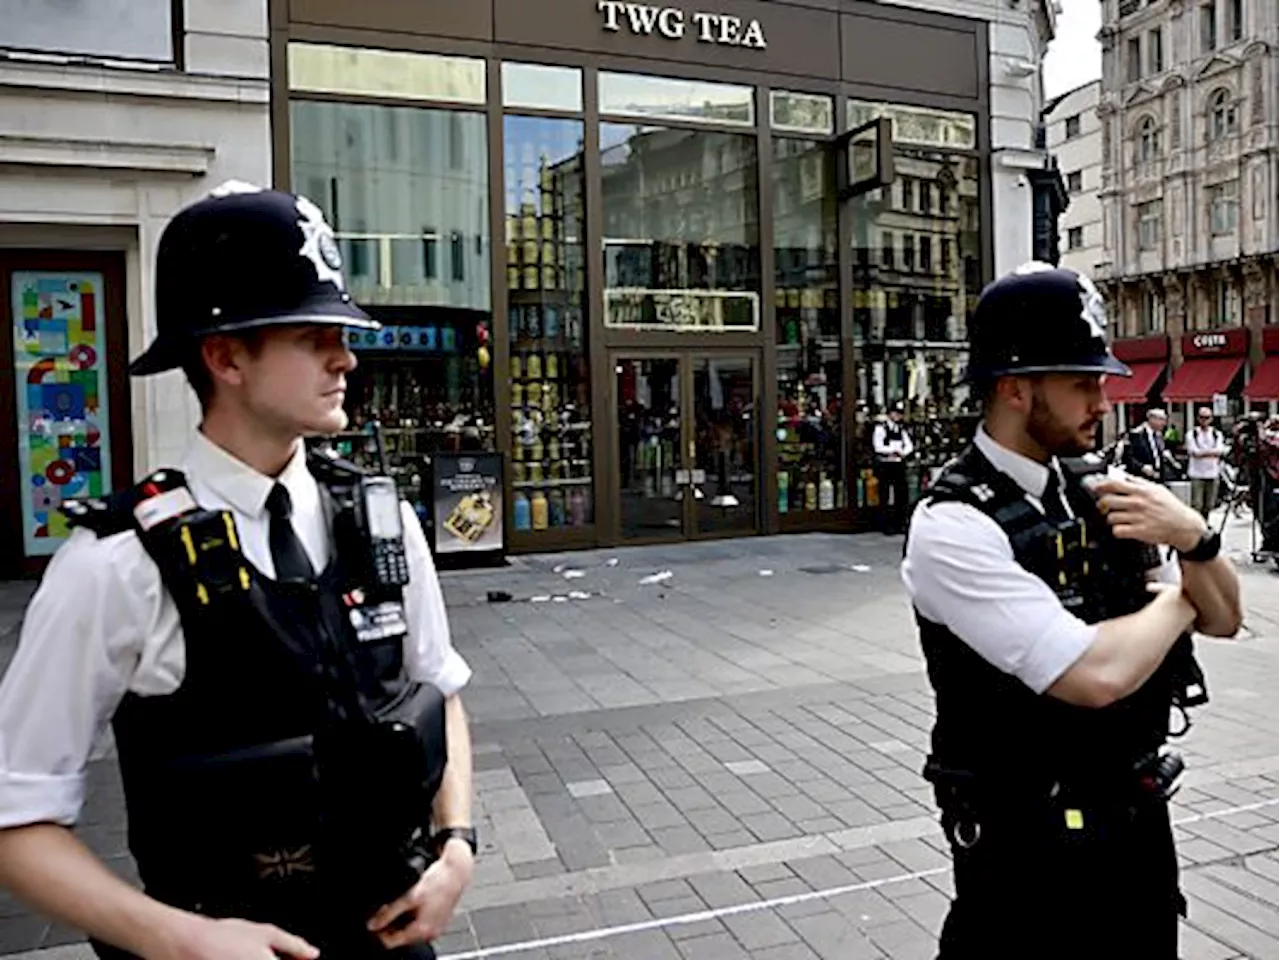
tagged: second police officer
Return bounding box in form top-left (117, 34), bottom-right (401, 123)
top-left (903, 263), bottom-right (1242, 958)
top-left (0, 182), bottom-right (476, 959)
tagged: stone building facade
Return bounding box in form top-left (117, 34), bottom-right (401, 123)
top-left (1094, 0), bottom-right (1278, 432)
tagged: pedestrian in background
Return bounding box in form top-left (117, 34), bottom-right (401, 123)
top-left (1185, 407), bottom-right (1228, 519)
top-left (1124, 407), bottom-right (1172, 482)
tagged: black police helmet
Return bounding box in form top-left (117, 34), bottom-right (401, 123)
top-left (963, 262), bottom-right (1131, 383)
top-left (130, 181), bottom-right (379, 376)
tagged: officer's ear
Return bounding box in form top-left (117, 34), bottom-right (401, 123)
top-left (201, 332), bottom-right (265, 391)
top-left (992, 374), bottom-right (1033, 413)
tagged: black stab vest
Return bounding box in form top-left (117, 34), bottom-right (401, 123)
top-left (65, 453), bottom-right (445, 942)
top-left (913, 445), bottom-right (1182, 794)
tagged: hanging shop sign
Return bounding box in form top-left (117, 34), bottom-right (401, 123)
top-left (597, 0), bottom-right (767, 49)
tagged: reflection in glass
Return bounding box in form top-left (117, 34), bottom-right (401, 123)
top-left (693, 356), bottom-right (757, 535)
top-left (616, 358), bottom-right (683, 539)
top-left (599, 72), bottom-right (754, 127)
top-left (772, 138), bottom-right (844, 518)
top-left (601, 123), bottom-right (760, 330)
top-left (288, 43), bottom-right (486, 104)
top-left (291, 100), bottom-right (489, 310)
top-left (847, 108), bottom-right (981, 506)
top-left (847, 100), bottom-right (976, 150)
top-left (503, 116), bottom-right (594, 533)
top-left (770, 91), bottom-right (834, 135)
top-left (501, 62), bottom-right (583, 112)
top-left (291, 99), bottom-right (495, 517)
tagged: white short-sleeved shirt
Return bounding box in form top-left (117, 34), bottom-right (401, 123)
top-left (0, 432), bottom-right (471, 829)
top-left (902, 427), bottom-right (1170, 697)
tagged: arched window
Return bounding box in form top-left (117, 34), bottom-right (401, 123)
top-left (1137, 116), bottom-right (1161, 163)
top-left (1209, 88), bottom-right (1238, 140)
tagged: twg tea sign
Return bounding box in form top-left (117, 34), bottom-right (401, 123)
top-left (596, 0), bottom-right (767, 49)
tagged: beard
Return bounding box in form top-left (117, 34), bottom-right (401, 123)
top-left (1026, 385), bottom-right (1098, 457)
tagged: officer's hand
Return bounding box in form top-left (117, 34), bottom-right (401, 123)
top-left (366, 842), bottom-right (474, 949)
top-left (1095, 476), bottom-right (1207, 551)
top-left (160, 917), bottom-right (319, 960)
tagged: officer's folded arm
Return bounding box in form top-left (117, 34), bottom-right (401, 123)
top-left (904, 501), bottom-right (1198, 710)
top-left (1093, 474), bottom-right (1243, 639)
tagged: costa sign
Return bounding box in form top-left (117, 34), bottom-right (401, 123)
top-left (597, 0), bottom-right (767, 48)
top-left (1181, 327), bottom-right (1248, 358)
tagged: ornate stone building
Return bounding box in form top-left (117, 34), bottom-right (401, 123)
top-left (1094, 0), bottom-right (1278, 431)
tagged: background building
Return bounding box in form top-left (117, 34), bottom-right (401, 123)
top-left (272, 0), bottom-right (1024, 555)
top-left (1094, 0), bottom-right (1278, 436)
top-left (0, 0), bottom-right (271, 576)
top-left (1047, 80), bottom-right (1105, 276)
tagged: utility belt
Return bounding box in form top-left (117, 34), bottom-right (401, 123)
top-left (925, 750), bottom-right (1184, 852)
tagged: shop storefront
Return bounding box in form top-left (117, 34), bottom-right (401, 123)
top-left (1104, 335), bottom-right (1169, 441)
top-left (271, 0), bottom-right (992, 553)
top-left (1163, 328), bottom-right (1250, 430)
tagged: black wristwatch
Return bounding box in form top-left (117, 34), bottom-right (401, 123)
top-left (1177, 530), bottom-right (1221, 563)
top-left (432, 826), bottom-right (478, 858)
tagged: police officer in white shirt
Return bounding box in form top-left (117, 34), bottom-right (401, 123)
top-left (1185, 407), bottom-right (1228, 518)
top-left (0, 184), bottom-right (475, 960)
top-left (872, 402), bottom-right (915, 533)
top-left (902, 262), bottom-right (1241, 958)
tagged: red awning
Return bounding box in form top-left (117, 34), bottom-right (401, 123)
top-left (1162, 357), bottom-right (1246, 403)
top-left (1103, 361), bottom-right (1165, 404)
top-left (1244, 353), bottom-right (1279, 401)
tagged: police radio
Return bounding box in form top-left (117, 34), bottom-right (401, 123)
top-left (355, 476), bottom-right (410, 589)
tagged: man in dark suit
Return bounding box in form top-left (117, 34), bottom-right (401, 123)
top-left (1124, 407), bottom-right (1172, 482)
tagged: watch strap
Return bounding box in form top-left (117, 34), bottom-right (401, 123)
top-left (432, 826), bottom-right (478, 857)
top-left (1177, 530), bottom-right (1221, 563)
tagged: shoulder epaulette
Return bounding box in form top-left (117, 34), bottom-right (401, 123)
top-left (61, 487), bottom-right (138, 538)
top-left (61, 468), bottom-right (191, 539)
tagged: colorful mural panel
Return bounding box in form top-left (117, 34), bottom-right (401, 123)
top-left (11, 272), bottom-right (112, 557)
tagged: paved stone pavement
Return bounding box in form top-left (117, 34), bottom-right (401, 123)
top-left (0, 510), bottom-right (1275, 960)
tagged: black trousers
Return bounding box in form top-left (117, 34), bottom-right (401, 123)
top-left (935, 797), bottom-right (1183, 959)
top-left (876, 461), bottom-right (909, 533)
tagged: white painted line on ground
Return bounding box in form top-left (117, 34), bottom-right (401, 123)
top-left (440, 798), bottom-right (1280, 960)
top-left (567, 779), bottom-right (614, 798)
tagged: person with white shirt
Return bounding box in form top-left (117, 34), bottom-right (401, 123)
top-left (1185, 407), bottom-right (1228, 518)
top-left (902, 263), bottom-right (1241, 958)
top-left (872, 402), bottom-right (915, 533)
top-left (0, 185), bottom-right (474, 960)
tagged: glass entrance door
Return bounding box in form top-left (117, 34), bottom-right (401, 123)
top-left (613, 352), bottom-right (759, 541)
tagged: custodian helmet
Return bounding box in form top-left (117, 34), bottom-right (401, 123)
top-left (129, 181), bottom-right (379, 376)
top-left (962, 261), bottom-right (1131, 383)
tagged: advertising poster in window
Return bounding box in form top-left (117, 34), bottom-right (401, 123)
top-left (432, 452), bottom-right (504, 555)
top-left (10, 271), bottom-right (112, 557)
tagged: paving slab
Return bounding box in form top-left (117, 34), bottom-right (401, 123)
top-left (0, 513), bottom-right (1275, 959)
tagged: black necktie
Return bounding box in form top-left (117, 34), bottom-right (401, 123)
top-left (266, 483), bottom-right (315, 582)
top-left (1041, 468), bottom-right (1071, 525)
